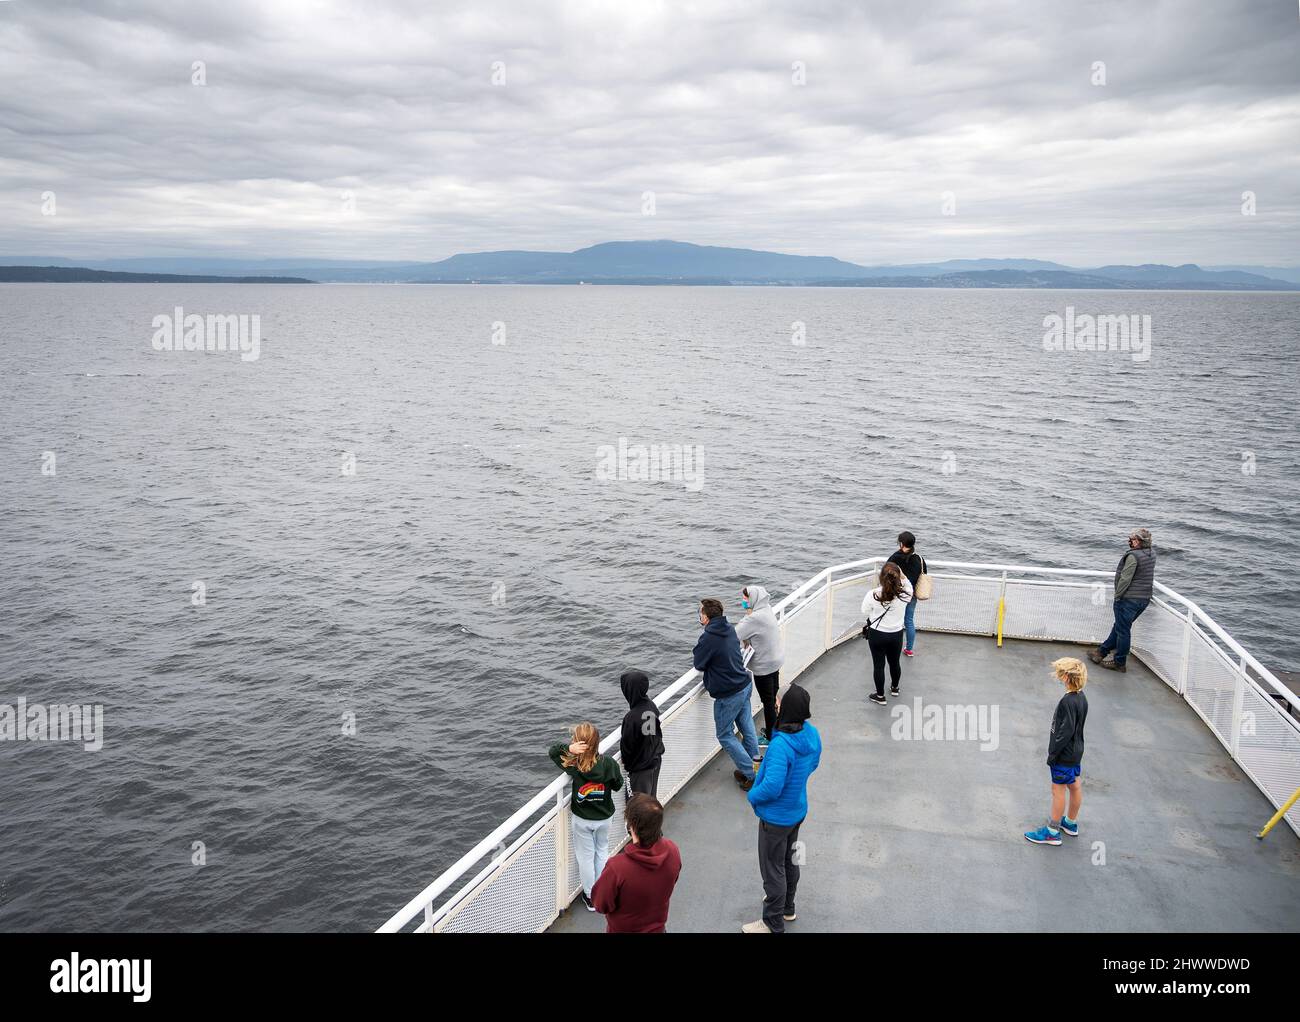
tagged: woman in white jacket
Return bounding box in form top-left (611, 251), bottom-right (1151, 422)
top-left (736, 584), bottom-right (785, 746)
top-left (861, 563), bottom-right (912, 705)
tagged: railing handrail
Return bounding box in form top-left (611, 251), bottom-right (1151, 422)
top-left (378, 555), bottom-right (1296, 933)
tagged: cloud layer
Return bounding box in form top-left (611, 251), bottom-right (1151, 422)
top-left (1, 0), bottom-right (1297, 264)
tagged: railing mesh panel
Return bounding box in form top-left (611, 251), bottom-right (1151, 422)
top-left (1130, 600), bottom-right (1187, 692)
top-left (437, 817), bottom-right (560, 933)
top-left (1001, 581), bottom-right (1113, 643)
top-left (918, 575), bottom-right (1001, 634)
top-left (1236, 684), bottom-right (1300, 830)
top-left (1184, 630), bottom-right (1240, 746)
top-left (782, 589), bottom-right (828, 683)
top-left (657, 683), bottom-right (731, 803)
top-left (830, 576), bottom-right (876, 642)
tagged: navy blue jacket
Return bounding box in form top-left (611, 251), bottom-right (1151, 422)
top-left (692, 616), bottom-right (751, 698)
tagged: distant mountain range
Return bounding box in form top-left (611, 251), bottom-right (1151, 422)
top-left (2, 241), bottom-right (1298, 289)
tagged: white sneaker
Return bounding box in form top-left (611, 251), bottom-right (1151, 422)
top-left (741, 919), bottom-right (773, 933)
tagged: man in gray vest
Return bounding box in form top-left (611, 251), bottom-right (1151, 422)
top-left (1090, 528), bottom-right (1157, 673)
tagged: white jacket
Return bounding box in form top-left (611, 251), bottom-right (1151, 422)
top-left (861, 576), bottom-right (913, 633)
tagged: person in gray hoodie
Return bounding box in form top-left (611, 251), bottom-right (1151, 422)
top-left (736, 585), bottom-right (786, 746)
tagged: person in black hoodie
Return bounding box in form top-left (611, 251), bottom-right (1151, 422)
top-left (620, 669), bottom-right (665, 798)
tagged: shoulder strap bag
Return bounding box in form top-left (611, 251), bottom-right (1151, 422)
top-left (913, 555), bottom-right (933, 601)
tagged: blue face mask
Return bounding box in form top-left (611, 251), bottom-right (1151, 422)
top-left (740, 599), bottom-right (751, 610)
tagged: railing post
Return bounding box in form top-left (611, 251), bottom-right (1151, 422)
top-left (996, 570), bottom-right (1008, 644)
top-left (823, 569), bottom-right (834, 652)
top-left (1230, 655), bottom-right (1247, 760)
top-left (554, 788), bottom-right (569, 915)
top-left (1177, 605), bottom-right (1193, 696)
top-left (423, 902), bottom-right (434, 934)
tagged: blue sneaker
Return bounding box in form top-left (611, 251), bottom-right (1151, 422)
top-left (757, 733), bottom-right (770, 748)
top-left (1059, 817), bottom-right (1079, 837)
top-left (1024, 824), bottom-right (1062, 846)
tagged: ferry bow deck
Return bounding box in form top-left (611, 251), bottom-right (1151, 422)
top-left (379, 559), bottom-right (1300, 934)
top-left (550, 633), bottom-right (1300, 933)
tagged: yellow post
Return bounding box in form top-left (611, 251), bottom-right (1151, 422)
top-left (1256, 786), bottom-right (1300, 840)
top-left (996, 598), bottom-right (1005, 648)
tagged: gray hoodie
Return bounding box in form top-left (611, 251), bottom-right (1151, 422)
top-left (734, 584), bottom-right (785, 676)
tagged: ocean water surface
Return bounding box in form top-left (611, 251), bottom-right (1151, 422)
top-left (1, 283), bottom-right (1297, 930)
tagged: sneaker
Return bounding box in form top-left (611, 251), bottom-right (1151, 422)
top-left (890, 686), bottom-right (900, 697)
top-left (734, 770), bottom-right (753, 792)
top-left (903, 649), bottom-right (914, 658)
top-left (757, 733), bottom-right (770, 748)
top-left (741, 919), bottom-right (773, 933)
top-left (1059, 817), bottom-right (1079, 837)
top-left (783, 911), bottom-right (797, 922)
top-left (1087, 648), bottom-right (1107, 665)
top-left (1024, 824), bottom-right (1062, 846)
top-left (580, 891), bottom-right (596, 912)
top-left (1099, 657), bottom-right (1127, 673)
top-left (869, 693), bottom-right (887, 705)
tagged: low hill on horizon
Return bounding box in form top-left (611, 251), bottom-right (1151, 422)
top-left (0, 266), bottom-right (314, 284)
top-left (2, 243), bottom-right (1297, 289)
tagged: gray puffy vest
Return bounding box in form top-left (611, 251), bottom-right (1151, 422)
top-left (1116, 546), bottom-right (1156, 601)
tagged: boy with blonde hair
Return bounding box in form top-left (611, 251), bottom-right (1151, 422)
top-left (1024, 657), bottom-right (1088, 846)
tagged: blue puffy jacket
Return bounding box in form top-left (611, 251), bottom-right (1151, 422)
top-left (747, 723), bottom-right (822, 826)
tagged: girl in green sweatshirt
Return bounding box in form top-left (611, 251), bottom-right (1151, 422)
top-left (549, 721), bottom-right (623, 911)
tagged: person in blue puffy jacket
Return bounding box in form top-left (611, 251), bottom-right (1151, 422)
top-left (742, 683), bottom-right (821, 933)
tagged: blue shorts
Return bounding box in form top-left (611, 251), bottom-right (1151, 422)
top-left (1050, 764), bottom-right (1081, 785)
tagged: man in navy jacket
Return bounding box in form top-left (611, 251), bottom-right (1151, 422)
top-left (693, 598), bottom-right (760, 790)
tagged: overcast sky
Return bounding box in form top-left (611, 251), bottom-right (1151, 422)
top-left (1, 0), bottom-right (1297, 265)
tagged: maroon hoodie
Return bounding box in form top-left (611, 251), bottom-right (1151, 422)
top-left (590, 837), bottom-right (682, 933)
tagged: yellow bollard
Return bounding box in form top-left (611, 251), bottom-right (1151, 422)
top-left (1256, 786), bottom-right (1300, 840)
top-left (996, 598), bottom-right (1005, 648)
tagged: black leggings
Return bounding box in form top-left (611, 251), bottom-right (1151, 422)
top-left (753, 671), bottom-right (780, 739)
top-left (867, 629), bottom-right (904, 696)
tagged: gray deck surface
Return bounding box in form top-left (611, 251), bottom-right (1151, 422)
top-left (551, 632), bottom-right (1300, 932)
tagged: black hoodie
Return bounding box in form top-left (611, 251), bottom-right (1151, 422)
top-left (620, 670), bottom-right (665, 773)
top-left (774, 683), bottom-right (812, 734)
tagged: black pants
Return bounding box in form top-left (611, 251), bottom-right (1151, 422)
top-left (758, 818), bottom-right (803, 932)
top-left (753, 671), bottom-right (780, 739)
top-left (867, 628), bottom-right (904, 696)
top-left (628, 763), bottom-right (661, 799)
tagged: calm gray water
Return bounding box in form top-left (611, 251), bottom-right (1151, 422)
top-left (1, 283), bottom-right (1297, 930)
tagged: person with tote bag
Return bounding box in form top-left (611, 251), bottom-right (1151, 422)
top-left (861, 562), bottom-right (913, 705)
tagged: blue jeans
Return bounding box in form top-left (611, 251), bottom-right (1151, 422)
top-left (903, 597), bottom-right (917, 652)
top-left (713, 683), bottom-right (759, 779)
top-left (570, 815), bottom-right (611, 897)
top-left (1100, 598), bottom-right (1150, 665)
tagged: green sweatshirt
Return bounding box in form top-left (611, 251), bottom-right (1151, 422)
top-left (549, 742), bottom-right (624, 820)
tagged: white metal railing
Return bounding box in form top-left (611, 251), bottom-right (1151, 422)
top-left (378, 557), bottom-right (1300, 932)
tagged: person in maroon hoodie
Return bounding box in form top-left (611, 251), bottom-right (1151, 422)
top-left (591, 793), bottom-right (681, 932)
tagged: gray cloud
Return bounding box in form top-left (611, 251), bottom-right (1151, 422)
top-left (0, 0), bottom-right (1296, 264)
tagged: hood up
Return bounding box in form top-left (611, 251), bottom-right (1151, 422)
top-left (620, 669), bottom-right (650, 706)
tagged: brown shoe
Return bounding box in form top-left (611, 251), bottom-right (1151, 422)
top-left (1099, 657), bottom-right (1127, 673)
top-left (734, 770), bottom-right (754, 791)
top-left (1087, 649), bottom-right (1106, 665)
